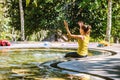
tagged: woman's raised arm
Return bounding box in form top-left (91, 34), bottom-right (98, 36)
top-left (64, 20), bottom-right (84, 40)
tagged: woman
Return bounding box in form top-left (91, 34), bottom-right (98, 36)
top-left (64, 20), bottom-right (91, 58)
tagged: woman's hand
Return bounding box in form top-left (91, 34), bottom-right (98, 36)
top-left (78, 21), bottom-right (84, 27)
top-left (63, 20), bottom-right (85, 40)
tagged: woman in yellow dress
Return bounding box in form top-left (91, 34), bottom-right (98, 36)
top-left (64, 20), bottom-right (91, 58)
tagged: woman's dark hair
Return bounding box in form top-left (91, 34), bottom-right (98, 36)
top-left (78, 21), bottom-right (91, 35)
top-left (81, 24), bottom-right (91, 35)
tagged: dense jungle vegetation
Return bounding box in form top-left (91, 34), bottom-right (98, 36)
top-left (0, 0), bottom-right (120, 42)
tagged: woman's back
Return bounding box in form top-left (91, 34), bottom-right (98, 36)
top-left (77, 35), bottom-right (90, 56)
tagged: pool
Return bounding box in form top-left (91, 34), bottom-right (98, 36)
top-left (0, 48), bottom-right (113, 80)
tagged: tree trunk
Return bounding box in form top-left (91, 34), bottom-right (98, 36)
top-left (114, 37), bottom-right (119, 43)
top-left (105, 0), bottom-right (112, 43)
top-left (19, 0), bottom-right (25, 41)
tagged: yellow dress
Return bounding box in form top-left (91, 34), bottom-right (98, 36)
top-left (77, 35), bottom-right (90, 56)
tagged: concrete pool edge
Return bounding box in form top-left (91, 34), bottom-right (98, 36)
top-left (0, 42), bottom-right (120, 80)
top-left (39, 46), bottom-right (118, 80)
top-left (57, 43), bottom-right (120, 80)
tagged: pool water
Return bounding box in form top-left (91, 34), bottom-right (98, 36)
top-left (0, 48), bottom-right (111, 80)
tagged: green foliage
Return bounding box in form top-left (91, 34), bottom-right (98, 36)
top-left (112, 0), bottom-right (120, 38)
top-left (0, 1), bottom-right (11, 40)
top-left (33, 0), bottom-right (38, 7)
top-left (45, 0), bottom-right (53, 3)
top-left (26, 0), bottom-right (38, 7)
top-left (7, 0), bottom-right (66, 40)
top-left (5, 0), bottom-right (120, 41)
top-left (61, 0), bottom-right (108, 39)
top-left (26, 0), bottom-right (30, 7)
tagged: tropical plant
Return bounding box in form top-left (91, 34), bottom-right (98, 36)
top-left (111, 0), bottom-right (120, 43)
top-left (5, 0), bottom-right (120, 42)
top-left (0, 0), bottom-right (11, 40)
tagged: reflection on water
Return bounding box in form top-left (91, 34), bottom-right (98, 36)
top-left (0, 49), bottom-right (71, 80)
top-left (0, 48), bottom-right (108, 80)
